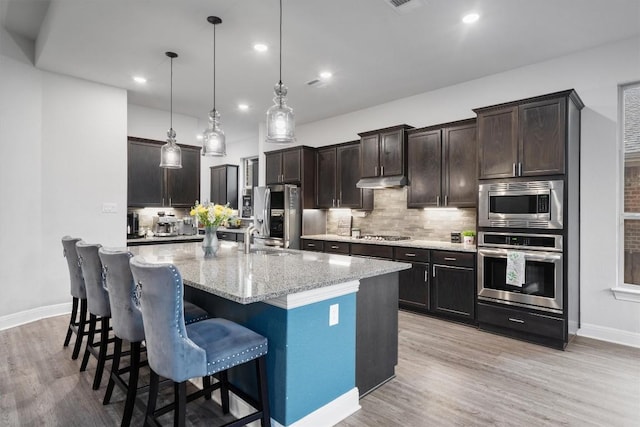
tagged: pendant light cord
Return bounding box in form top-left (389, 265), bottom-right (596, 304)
top-left (170, 56), bottom-right (173, 130)
top-left (279, 0), bottom-right (282, 86)
top-left (213, 22), bottom-right (216, 110)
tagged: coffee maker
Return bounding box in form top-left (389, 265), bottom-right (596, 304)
top-left (127, 212), bottom-right (139, 238)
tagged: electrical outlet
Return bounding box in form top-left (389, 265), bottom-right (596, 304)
top-left (102, 202), bottom-right (117, 214)
top-left (329, 304), bottom-right (339, 326)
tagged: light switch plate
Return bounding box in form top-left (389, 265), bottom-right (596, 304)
top-left (329, 304), bottom-right (339, 326)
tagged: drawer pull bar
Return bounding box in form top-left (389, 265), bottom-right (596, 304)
top-left (308, 243), bottom-right (315, 247)
top-left (405, 253), bottom-right (416, 257)
top-left (444, 257), bottom-right (457, 261)
top-left (508, 317), bottom-right (525, 324)
top-left (331, 245), bottom-right (339, 249)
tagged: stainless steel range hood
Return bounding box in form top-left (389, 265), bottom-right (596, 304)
top-left (356, 175), bottom-right (407, 189)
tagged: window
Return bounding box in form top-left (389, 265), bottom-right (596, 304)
top-left (619, 82), bottom-right (640, 299)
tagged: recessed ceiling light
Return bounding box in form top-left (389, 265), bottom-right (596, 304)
top-left (319, 71), bottom-right (332, 80)
top-left (238, 104), bottom-right (249, 111)
top-left (462, 13), bottom-right (480, 24)
top-left (196, 134), bottom-right (203, 140)
top-left (133, 76), bottom-right (147, 84)
top-left (253, 43), bottom-right (268, 52)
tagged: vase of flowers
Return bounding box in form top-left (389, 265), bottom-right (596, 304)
top-left (191, 202), bottom-right (234, 257)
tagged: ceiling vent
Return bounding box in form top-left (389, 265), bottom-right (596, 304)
top-left (384, 0), bottom-right (425, 14)
top-left (306, 78), bottom-right (327, 88)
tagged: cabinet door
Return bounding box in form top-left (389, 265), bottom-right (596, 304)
top-left (380, 129), bottom-right (404, 177)
top-left (337, 144), bottom-right (363, 208)
top-left (407, 130), bottom-right (441, 207)
top-left (443, 123), bottom-right (477, 207)
top-left (128, 140), bottom-right (164, 207)
top-left (398, 262), bottom-right (429, 310)
top-left (431, 264), bottom-right (475, 321)
top-left (316, 147), bottom-right (337, 208)
top-left (265, 152), bottom-right (282, 185)
top-left (167, 146), bottom-right (201, 207)
top-left (360, 134), bottom-right (380, 178)
top-left (210, 166), bottom-right (227, 205)
top-left (478, 106), bottom-right (518, 179)
top-left (519, 98), bottom-right (566, 176)
top-left (281, 149), bottom-right (301, 183)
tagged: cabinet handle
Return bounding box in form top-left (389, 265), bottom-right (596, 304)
top-left (405, 253), bottom-right (416, 257)
top-left (169, 197), bottom-right (172, 206)
top-left (444, 195), bottom-right (448, 206)
top-left (444, 257), bottom-right (457, 261)
top-left (424, 270), bottom-right (428, 283)
top-left (512, 163), bottom-right (517, 177)
top-left (374, 165), bottom-right (378, 176)
top-left (331, 245), bottom-right (339, 249)
top-left (433, 265), bottom-right (436, 277)
top-left (436, 195), bottom-right (441, 206)
top-left (308, 243), bottom-right (315, 247)
top-left (381, 165), bottom-right (384, 176)
top-left (508, 317), bottom-right (525, 324)
top-left (337, 198), bottom-right (340, 207)
top-left (518, 162), bottom-right (523, 176)
top-left (332, 199), bottom-right (335, 207)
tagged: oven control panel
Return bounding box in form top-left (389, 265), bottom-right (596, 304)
top-left (479, 232), bottom-right (562, 252)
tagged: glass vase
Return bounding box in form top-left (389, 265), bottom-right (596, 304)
top-left (202, 226), bottom-right (219, 257)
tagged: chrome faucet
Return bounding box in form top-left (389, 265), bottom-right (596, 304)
top-left (244, 224), bottom-right (257, 254)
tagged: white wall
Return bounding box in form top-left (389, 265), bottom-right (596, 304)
top-left (294, 36), bottom-right (640, 344)
top-left (0, 27), bottom-right (127, 323)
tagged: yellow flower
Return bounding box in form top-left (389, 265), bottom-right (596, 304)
top-left (190, 201), bottom-right (233, 227)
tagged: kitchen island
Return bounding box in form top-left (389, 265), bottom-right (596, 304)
top-left (130, 241), bottom-right (410, 427)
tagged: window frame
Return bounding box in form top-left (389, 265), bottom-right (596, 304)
top-left (615, 81), bottom-right (640, 302)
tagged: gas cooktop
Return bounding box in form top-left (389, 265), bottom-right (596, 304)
top-left (361, 235), bottom-right (411, 241)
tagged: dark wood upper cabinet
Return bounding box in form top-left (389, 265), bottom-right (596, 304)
top-left (316, 142), bottom-right (373, 209)
top-left (210, 164), bottom-right (238, 209)
top-left (474, 90), bottom-right (583, 179)
top-left (264, 146), bottom-right (316, 208)
top-left (407, 119), bottom-right (476, 208)
top-left (358, 125), bottom-right (412, 179)
top-left (127, 137), bottom-right (201, 208)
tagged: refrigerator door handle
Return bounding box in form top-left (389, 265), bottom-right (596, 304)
top-left (263, 187), bottom-right (271, 237)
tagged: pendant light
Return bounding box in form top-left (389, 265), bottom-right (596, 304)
top-left (265, 0), bottom-right (296, 144)
top-left (160, 51), bottom-right (182, 169)
top-left (202, 16), bottom-right (226, 156)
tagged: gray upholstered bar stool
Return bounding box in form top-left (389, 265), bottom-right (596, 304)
top-left (76, 240), bottom-right (113, 390)
top-left (129, 256), bottom-right (270, 427)
top-left (99, 247), bottom-right (210, 427)
top-left (61, 236), bottom-right (90, 360)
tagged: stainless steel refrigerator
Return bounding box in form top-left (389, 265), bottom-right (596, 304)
top-left (253, 184), bottom-right (301, 249)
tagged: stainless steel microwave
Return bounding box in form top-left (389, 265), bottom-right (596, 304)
top-left (478, 180), bottom-right (563, 229)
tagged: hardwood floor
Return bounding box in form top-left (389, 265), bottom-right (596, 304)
top-left (1, 311), bottom-right (638, 426)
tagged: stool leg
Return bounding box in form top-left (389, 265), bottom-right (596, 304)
top-left (257, 356), bottom-right (271, 427)
top-left (72, 299), bottom-right (88, 360)
top-left (219, 371), bottom-right (230, 415)
top-left (92, 316), bottom-right (110, 390)
top-left (121, 341), bottom-right (141, 427)
top-left (80, 314), bottom-right (97, 371)
top-left (145, 369), bottom-right (160, 427)
top-left (203, 375), bottom-right (212, 401)
top-left (64, 297), bottom-right (78, 347)
top-left (103, 336), bottom-right (122, 405)
top-left (174, 381), bottom-right (187, 427)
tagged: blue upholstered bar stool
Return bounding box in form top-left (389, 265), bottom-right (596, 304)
top-left (99, 248), bottom-right (210, 427)
top-left (61, 236), bottom-right (90, 360)
top-left (76, 240), bottom-right (114, 390)
top-left (129, 256), bottom-right (270, 427)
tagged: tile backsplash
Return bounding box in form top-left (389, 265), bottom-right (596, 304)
top-left (326, 187), bottom-right (476, 240)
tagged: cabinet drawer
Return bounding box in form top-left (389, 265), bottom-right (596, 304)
top-left (431, 250), bottom-right (474, 267)
top-left (477, 303), bottom-right (565, 340)
top-left (324, 241), bottom-right (350, 254)
top-left (394, 247), bottom-right (430, 262)
top-left (301, 240), bottom-right (324, 252)
top-left (216, 232), bottom-right (237, 242)
top-left (351, 243), bottom-right (394, 259)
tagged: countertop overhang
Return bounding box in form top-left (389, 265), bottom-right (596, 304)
top-left (129, 242), bottom-right (410, 304)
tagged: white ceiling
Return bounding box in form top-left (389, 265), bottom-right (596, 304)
top-left (2, 0), bottom-right (640, 144)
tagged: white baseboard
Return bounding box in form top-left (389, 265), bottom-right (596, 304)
top-left (0, 302), bottom-right (71, 331)
top-left (578, 323), bottom-right (640, 348)
top-left (211, 386), bottom-right (360, 427)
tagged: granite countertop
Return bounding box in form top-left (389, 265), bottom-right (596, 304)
top-left (127, 235), bottom-right (204, 246)
top-left (301, 234), bottom-right (477, 253)
top-left (129, 242), bottom-right (411, 304)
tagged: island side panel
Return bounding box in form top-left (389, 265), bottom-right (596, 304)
top-left (184, 286), bottom-right (358, 426)
top-left (356, 272), bottom-right (399, 397)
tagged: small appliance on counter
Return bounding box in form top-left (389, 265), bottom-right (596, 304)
top-left (127, 212), bottom-right (139, 238)
top-left (178, 217), bottom-right (197, 235)
top-left (152, 212), bottom-right (178, 236)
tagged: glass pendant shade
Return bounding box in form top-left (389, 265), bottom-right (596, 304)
top-left (266, 82), bottom-right (296, 144)
top-left (202, 109), bottom-right (226, 156)
top-left (160, 128), bottom-right (182, 168)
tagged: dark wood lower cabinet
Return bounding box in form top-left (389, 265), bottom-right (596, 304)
top-left (431, 263), bottom-right (475, 323)
top-left (398, 263), bottom-right (429, 311)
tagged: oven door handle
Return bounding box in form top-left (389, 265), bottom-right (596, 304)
top-left (478, 247), bottom-right (563, 262)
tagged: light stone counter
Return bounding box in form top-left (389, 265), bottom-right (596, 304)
top-left (129, 241), bottom-right (410, 304)
top-left (302, 234), bottom-right (477, 253)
